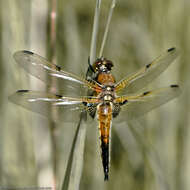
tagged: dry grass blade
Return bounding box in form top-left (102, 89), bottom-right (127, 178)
top-left (99, 0), bottom-right (117, 57)
top-left (89, 0), bottom-right (102, 65)
top-left (61, 1), bottom-right (103, 188)
top-left (61, 113), bottom-right (87, 190)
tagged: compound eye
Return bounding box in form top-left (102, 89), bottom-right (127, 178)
top-left (92, 62), bottom-right (99, 72)
top-left (93, 66), bottom-right (98, 72)
top-left (106, 63), bottom-right (113, 70)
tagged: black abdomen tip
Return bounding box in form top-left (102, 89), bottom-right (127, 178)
top-left (168, 47), bottom-right (175, 52)
top-left (104, 173), bottom-right (109, 181)
top-left (170, 84), bottom-right (179, 88)
top-left (22, 50), bottom-right (34, 55)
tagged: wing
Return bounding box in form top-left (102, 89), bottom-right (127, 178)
top-left (115, 47), bottom-right (179, 94)
top-left (9, 90), bottom-right (100, 123)
top-left (114, 85), bottom-right (181, 122)
top-left (14, 51), bottom-right (101, 96)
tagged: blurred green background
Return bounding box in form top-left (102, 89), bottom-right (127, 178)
top-left (0, 0), bottom-right (189, 189)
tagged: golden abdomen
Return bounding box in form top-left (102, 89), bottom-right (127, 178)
top-left (97, 103), bottom-right (112, 144)
top-left (97, 103), bottom-right (112, 180)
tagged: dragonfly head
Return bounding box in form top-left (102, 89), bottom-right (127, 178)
top-left (93, 57), bottom-right (114, 73)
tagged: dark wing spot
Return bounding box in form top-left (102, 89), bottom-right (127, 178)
top-left (143, 91), bottom-right (150, 96)
top-left (146, 63), bottom-right (151, 69)
top-left (123, 100), bottom-right (128, 104)
top-left (56, 94), bottom-right (62, 98)
top-left (55, 65), bottom-right (61, 71)
top-left (170, 84), bottom-right (179, 88)
top-left (168, 47), bottom-right (175, 52)
top-left (83, 102), bottom-right (87, 106)
top-left (17, 90), bottom-right (29, 93)
top-left (22, 50), bottom-right (34, 55)
top-left (119, 99), bottom-right (128, 106)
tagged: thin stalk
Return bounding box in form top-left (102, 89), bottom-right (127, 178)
top-left (47, 0), bottom-right (57, 187)
top-left (99, 0), bottom-right (117, 57)
top-left (49, 0), bottom-right (57, 61)
top-left (89, 0), bottom-right (102, 65)
top-left (61, 1), bottom-right (103, 188)
top-left (61, 113), bottom-right (87, 190)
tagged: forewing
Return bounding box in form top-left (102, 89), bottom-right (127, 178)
top-left (14, 51), bottom-right (98, 96)
top-left (115, 47), bottom-right (179, 94)
top-left (114, 85), bottom-right (181, 123)
top-left (8, 90), bottom-right (99, 123)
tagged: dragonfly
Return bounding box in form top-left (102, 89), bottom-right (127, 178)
top-left (9, 47), bottom-right (180, 180)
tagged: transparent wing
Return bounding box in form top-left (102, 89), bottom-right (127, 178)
top-left (14, 51), bottom-right (100, 96)
top-left (8, 90), bottom-right (99, 123)
top-left (115, 47), bottom-right (179, 94)
top-left (114, 85), bottom-right (181, 123)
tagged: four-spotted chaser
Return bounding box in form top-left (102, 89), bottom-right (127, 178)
top-left (9, 47), bottom-right (180, 180)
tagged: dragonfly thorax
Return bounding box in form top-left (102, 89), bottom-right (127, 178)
top-left (98, 85), bottom-right (116, 103)
top-left (103, 95), bottom-right (112, 101)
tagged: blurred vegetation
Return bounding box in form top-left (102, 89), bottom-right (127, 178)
top-left (0, 0), bottom-right (189, 190)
